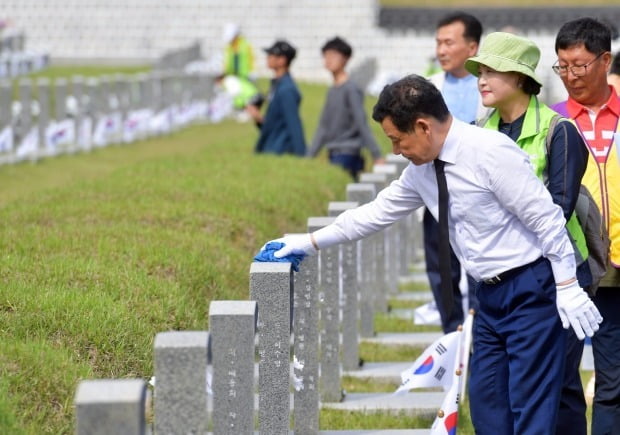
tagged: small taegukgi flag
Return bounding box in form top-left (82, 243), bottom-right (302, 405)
top-left (395, 329), bottom-right (461, 393)
top-left (430, 377), bottom-right (460, 435)
top-left (431, 322), bottom-right (464, 435)
top-left (459, 309), bottom-right (475, 401)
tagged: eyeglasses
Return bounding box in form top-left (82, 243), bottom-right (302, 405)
top-left (552, 51), bottom-right (607, 77)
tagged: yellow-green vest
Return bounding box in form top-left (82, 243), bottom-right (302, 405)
top-left (482, 96), bottom-right (589, 263)
top-left (232, 77), bottom-right (259, 110)
top-left (225, 37), bottom-right (254, 79)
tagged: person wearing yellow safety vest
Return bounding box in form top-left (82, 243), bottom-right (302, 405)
top-left (466, 32), bottom-right (592, 435)
top-left (552, 18), bottom-right (620, 435)
top-left (222, 23), bottom-right (254, 80)
top-left (215, 74), bottom-right (263, 111)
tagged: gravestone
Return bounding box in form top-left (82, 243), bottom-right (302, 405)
top-left (203, 73), bottom-right (216, 100)
top-left (128, 76), bottom-right (141, 110)
top-left (138, 74), bottom-right (152, 110)
top-left (18, 78), bottom-right (32, 143)
top-left (249, 262), bottom-right (292, 435)
top-left (349, 57), bottom-right (378, 92)
top-left (328, 201), bottom-right (361, 371)
top-left (292, 234), bottom-right (320, 434)
top-left (115, 74), bottom-right (130, 118)
top-left (346, 183), bottom-right (377, 338)
top-left (0, 81), bottom-right (11, 128)
top-left (358, 172), bottom-right (389, 313)
top-left (74, 379), bottom-right (146, 435)
top-left (386, 154), bottom-right (419, 268)
top-left (151, 72), bottom-right (165, 112)
top-left (55, 78), bottom-right (68, 121)
top-left (98, 75), bottom-right (111, 114)
top-left (385, 153), bottom-right (409, 175)
top-left (209, 300), bottom-right (257, 435)
top-left (309, 216), bottom-right (343, 403)
top-left (86, 78), bottom-right (100, 119)
top-left (36, 78), bottom-right (50, 154)
top-left (358, 172), bottom-right (388, 195)
top-left (153, 331), bottom-right (210, 435)
top-left (162, 73), bottom-right (174, 111)
top-left (72, 75), bottom-right (89, 151)
top-left (373, 164), bottom-right (401, 294)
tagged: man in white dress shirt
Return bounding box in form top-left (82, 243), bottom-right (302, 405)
top-left (260, 74), bottom-right (602, 434)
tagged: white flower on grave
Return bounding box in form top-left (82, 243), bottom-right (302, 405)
top-left (292, 374), bottom-right (304, 392)
top-left (293, 355), bottom-right (304, 371)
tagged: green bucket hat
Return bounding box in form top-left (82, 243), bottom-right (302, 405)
top-left (465, 32), bottom-right (543, 86)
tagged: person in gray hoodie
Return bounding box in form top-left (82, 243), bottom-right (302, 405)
top-left (307, 37), bottom-right (384, 180)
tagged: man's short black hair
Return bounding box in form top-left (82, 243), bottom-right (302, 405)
top-left (372, 74), bottom-right (450, 133)
top-left (321, 36), bottom-right (353, 58)
top-left (555, 17), bottom-right (611, 54)
top-left (436, 11), bottom-right (483, 44)
top-left (611, 52), bottom-right (620, 75)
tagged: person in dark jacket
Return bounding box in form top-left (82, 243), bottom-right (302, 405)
top-left (247, 40), bottom-right (306, 156)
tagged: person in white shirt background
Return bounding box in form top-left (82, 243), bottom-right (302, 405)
top-left (425, 11), bottom-right (487, 333)
top-left (259, 74), bottom-right (602, 434)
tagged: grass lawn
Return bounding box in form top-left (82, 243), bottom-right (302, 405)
top-left (25, 64), bottom-right (152, 80)
top-left (0, 66), bottom-right (402, 433)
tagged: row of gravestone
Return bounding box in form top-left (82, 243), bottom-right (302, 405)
top-left (154, 41), bottom-right (203, 72)
top-left (0, 29), bottom-right (49, 78)
top-left (73, 155), bottom-right (428, 434)
top-left (0, 68), bottom-right (216, 165)
top-left (0, 30), bottom-right (26, 54)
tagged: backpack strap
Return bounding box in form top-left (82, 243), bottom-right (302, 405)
top-left (543, 114), bottom-right (569, 185)
top-left (545, 113), bottom-right (566, 156)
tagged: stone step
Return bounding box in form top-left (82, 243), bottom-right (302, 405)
top-left (321, 391), bottom-right (443, 418)
top-left (361, 332), bottom-right (443, 348)
top-left (391, 291), bottom-right (433, 302)
top-left (343, 361), bottom-right (413, 385)
top-left (398, 271), bottom-right (429, 286)
top-left (389, 308), bottom-right (416, 321)
top-left (321, 430), bottom-right (430, 434)
top-left (247, 358), bottom-right (426, 387)
top-left (204, 391), bottom-right (442, 419)
top-left (248, 361), bottom-right (419, 386)
top-left (208, 430), bottom-right (431, 434)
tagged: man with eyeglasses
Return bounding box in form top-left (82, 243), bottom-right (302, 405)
top-left (552, 17), bottom-right (620, 435)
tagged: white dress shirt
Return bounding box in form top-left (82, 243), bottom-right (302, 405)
top-left (316, 118), bottom-right (577, 283)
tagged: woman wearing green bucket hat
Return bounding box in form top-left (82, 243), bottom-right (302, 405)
top-left (466, 31), bottom-right (592, 434)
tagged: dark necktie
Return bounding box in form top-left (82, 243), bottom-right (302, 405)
top-left (434, 159), bottom-right (454, 315)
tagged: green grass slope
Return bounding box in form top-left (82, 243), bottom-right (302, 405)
top-left (0, 78), bottom-right (390, 433)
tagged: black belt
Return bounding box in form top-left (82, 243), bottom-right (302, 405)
top-left (482, 257), bottom-right (544, 285)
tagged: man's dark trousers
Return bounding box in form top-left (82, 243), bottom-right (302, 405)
top-left (423, 208), bottom-right (463, 332)
top-left (469, 257), bottom-right (566, 435)
top-left (557, 329), bottom-right (586, 435)
top-left (591, 288), bottom-right (620, 435)
top-left (329, 152), bottom-right (364, 182)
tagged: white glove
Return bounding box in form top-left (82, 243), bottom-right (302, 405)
top-left (266, 234), bottom-right (317, 258)
top-left (556, 281), bottom-right (603, 340)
